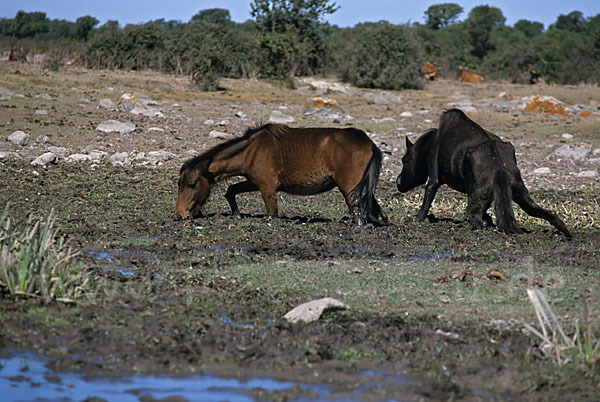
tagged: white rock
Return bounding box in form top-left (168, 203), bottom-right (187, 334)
top-left (400, 111), bottom-right (413, 117)
top-left (574, 170), bottom-right (598, 178)
top-left (145, 150), bottom-right (176, 163)
top-left (204, 119), bottom-right (215, 126)
top-left (67, 154), bottom-right (92, 163)
top-left (554, 144), bottom-right (592, 160)
top-left (209, 130), bottom-right (236, 140)
top-left (533, 167), bottom-right (552, 175)
top-left (31, 152), bottom-right (57, 166)
top-left (35, 110), bottom-right (48, 115)
top-left (96, 120), bottom-right (135, 134)
top-left (36, 135), bottom-right (49, 144)
top-left (147, 127), bottom-right (164, 133)
top-left (109, 152), bottom-right (131, 166)
top-left (283, 297), bottom-right (348, 324)
top-left (98, 99), bottom-right (116, 109)
top-left (0, 151), bottom-right (19, 159)
top-left (269, 110), bottom-right (295, 124)
top-left (130, 103), bottom-right (164, 118)
top-left (8, 130), bottom-right (30, 146)
top-left (89, 150), bottom-right (108, 161)
top-left (561, 133), bottom-right (573, 139)
top-left (462, 106), bottom-right (478, 113)
top-left (47, 146), bottom-right (68, 158)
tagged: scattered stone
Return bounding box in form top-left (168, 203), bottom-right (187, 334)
top-left (130, 103), bottom-right (164, 118)
top-left (298, 79), bottom-right (351, 95)
top-left (462, 105), bottom-right (478, 113)
top-left (450, 268), bottom-right (472, 282)
top-left (47, 146), bottom-right (68, 158)
top-left (574, 170), bottom-right (598, 178)
top-left (269, 110), bottom-right (295, 124)
top-left (400, 111), bottom-right (413, 118)
top-left (110, 152), bottom-right (131, 166)
top-left (36, 135), bottom-right (49, 144)
top-left (251, 99), bottom-right (264, 107)
top-left (147, 127), bottom-right (165, 133)
top-left (533, 167), bottom-right (551, 175)
top-left (96, 120), bottom-right (135, 134)
top-left (209, 130), bottom-right (236, 140)
top-left (89, 150), bottom-right (108, 161)
top-left (372, 117), bottom-right (396, 123)
top-left (145, 151), bottom-right (176, 163)
top-left (554, 143), bottom-right (592, 161)
top-left (35, 109), bottom-right (48, 115)
top-left (561, 133), bottom-right (573, 139)
top-left (117, 93), bottom-right (139, 112)
top-left (67, 154), bottom-right (92, 163)
top-left (8, 130), bottom-right (30, 146)
top-left (234, 111), bottom-right (247, 119)
top-left (204, 119), bottom-right (215, 126)
top-left (435, 329), bottom-right (460, 340)
top-left (283, 298), bottom-right (348, 324)
top-left (36, 93), bottom-right (54, 100)
top-left (31, 152), bottom-right (57, 166)
top-left (0, 151), bottom-right (20, 159)
top-left (98, 99), bottom-right (116, 109)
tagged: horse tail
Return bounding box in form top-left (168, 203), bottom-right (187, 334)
top-left (351, 143), bottom-right (388, 226)
top-left (493, 169), bottom-right (518, 233)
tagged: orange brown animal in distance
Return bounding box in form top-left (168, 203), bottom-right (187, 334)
top-left (421, 62), bottom-right (440, 81)
top-left (529, 70), bottom-right (545, 84)
top-left (458, 67), bottom-right (485, 83)
top-left (174, 124), bottom-right (389, 226)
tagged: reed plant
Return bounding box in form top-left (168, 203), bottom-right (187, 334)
top-left (0, 206), bottom-right (91, 303)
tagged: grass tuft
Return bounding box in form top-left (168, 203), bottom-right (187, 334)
top-left (0, 205), bottom-right (92, 303)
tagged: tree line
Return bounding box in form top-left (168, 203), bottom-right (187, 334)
top-left (1, 1), bottom-right (599, 89)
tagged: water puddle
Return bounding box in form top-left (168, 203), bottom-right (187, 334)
top-left (0, 352), bottom-right (328, 402)
top-left (83, 249), bottom-right (161, 279)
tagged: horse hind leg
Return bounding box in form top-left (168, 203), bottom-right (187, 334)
top-left (513, 182), bottom-right (572, 239)
top-left (466, 190), bottom-right (492, 230)
top-left (492, 171), bottom-right (524, 235)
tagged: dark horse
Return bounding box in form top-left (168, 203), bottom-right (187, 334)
top-left (396, 109), bottom-right (571, 238)
top-left (175, 123), bottom-right (388, 226)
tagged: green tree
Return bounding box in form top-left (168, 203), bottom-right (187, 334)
top-left (250, 0), bottom-right (338, 78)
top-left (552, 11), bottom-right (586, 32)
top-left (514, 19), bottom-right (544, 37)
top-left (465, 5), bottom-right (506, 58)
top-left (191, 8), bottom-right (232, 25)
top-left (424, 3), bottom-right (463, 29)
top-left (13, 11), bottom-right (50, 38)
top-left (75, 15), bottom-right (99, 41)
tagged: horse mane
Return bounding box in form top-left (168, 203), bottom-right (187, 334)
top-left (412, 128), bottom-right (437, 152)
top-left (180, 123), bottom-right (291, 174)
top-left (438, 108), bottom-right (471, 134)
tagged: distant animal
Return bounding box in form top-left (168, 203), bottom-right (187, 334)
top-left (458, 67), bottom-right (485, 83)
top-left (421, 62), bottom-right (440, 81)
top-left (530, 70), bottom-right (544, 84)
top-left (396, 109), bottom-right (572, 238)
top-left (174, 124), bottom-right (388, 226)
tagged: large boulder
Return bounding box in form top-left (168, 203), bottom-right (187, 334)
top-left (8, 130), bottom-right (30, 146)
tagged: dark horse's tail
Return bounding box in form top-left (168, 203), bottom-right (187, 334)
top-left (351, 144), bottom-right (389, 226)
top-left (492, 169), bottom-right (522, 234)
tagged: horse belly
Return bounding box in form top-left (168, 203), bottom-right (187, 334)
top-left (279, 173), bottom-right (336, 195)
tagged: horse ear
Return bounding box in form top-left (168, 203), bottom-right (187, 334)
top-left (405, 136), bottom-right (413, 149)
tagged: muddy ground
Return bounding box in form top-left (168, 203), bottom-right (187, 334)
top-left (1, 62), bottom-right (600, 400)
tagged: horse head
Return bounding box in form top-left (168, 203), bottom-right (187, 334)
top-left (174, 162), bottom-right (214, 219)
top-left (396, 132), bottom-right (433, 193)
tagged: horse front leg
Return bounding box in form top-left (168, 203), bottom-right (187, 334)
top-left (258, 187), bottom-right (279, 218)
top-left (225, 180), bottom-right (258, 217)
top-left (417, 180), bottom-right (440, 221)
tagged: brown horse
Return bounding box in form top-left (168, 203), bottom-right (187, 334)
top-left (174, 123), bottom-right (388, 226)
top-left (396, 109), bottom-right (572, 238)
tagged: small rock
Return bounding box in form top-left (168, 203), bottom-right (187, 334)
top-left (269, 110), bottom-right (295, 124)
top-left (130, 103), bottom-right (164, 118)
top-left (533, 167), bottom-right (551, 175)
top-left (67, 154), bottom-right (92, 163)
top-left (487, 268), bottom-right (510, 281)
top-left (145, 150), bottom-right (176, 163)
top-left (234, 111), bottom-right (246, 119)
top-left (98, 99), bottom-right (116, 109)
top-left (435, 329), bottom-right (460, 340)
top-left (0, 151), bottom-right (20, 159)
top-left (36, 135), bottom-right (49, 144)
top-left (96, 120), bottom-right (135, 134)
top-left (147, 127), bottom-right (164, 133)
top-left (8, 130), bottom-right (30, 146)
top-left (35, 109), bottom-right (48, 115)
top-left (110, 152), bottom-right (131, 166)
top-left (283, 298), bottom-right (348, 324)
top-left (209, 130), bottom-right (236, 140)
top-left (89, 150), bottom-right (108, 161)
top-left (554, 144), bottom-right (592, 160)
top-left (47, 146), bottom-right (68, 158)
top-left (400, 111), bottom-right (412, 117)
top-left (31, 152), bottom-right (57, 166)
top-left (574, 170), bottom-right (598, 178)
top-left (561, 133), bottom-right (573, 139)
top-left (251, 99), bottom-right (264, 107)
top-left (462, 105), bottom-right (478, 113)
top-left (204, 119), bottom-right (215, 126)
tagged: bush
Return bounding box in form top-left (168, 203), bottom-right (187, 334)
top-left (339, 22), bottom-right (425, 90)
top-left (0, 207), bottom-right (92, 303)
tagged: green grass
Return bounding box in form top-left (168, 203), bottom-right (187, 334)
top-left (0, 206), bottom-right (93, 303)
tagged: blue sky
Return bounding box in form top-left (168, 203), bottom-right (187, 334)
top-left (0, 1), bottom-right (598, 29)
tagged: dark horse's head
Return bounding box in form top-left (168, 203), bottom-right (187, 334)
top-left (396, 130), bottom-right (435, 193)
top-left (174, 158), bottom-right (214, 219)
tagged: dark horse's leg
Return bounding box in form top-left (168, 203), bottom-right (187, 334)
top-left (513, 182), bottom-right (572, 239)
top-left (417, 180), bottom-right (441, 221)
top-left (225, 180), bottom-right (258, 217)
top-left (466, 188), bottom-right (493, 230)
